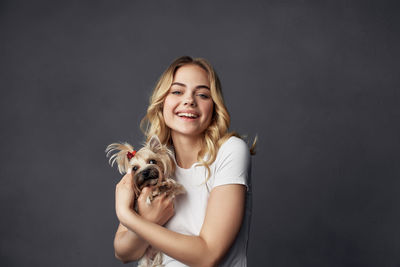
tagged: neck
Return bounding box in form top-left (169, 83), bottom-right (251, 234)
top-left (171, 133), bottom-right (203, 169)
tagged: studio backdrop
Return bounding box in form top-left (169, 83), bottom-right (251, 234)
top-left (1, 1), bottom-right (399, 266)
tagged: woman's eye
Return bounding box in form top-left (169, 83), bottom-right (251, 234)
top-left (132, 166), bottom-right (138, 171)
top-left (171, 90), bottom-right (182, 95)
top-left (149, 159), bottom-right (157, 164)
top-left (197, 93), bottom-right (210, 99)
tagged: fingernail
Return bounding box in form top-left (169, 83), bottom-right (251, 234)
top-left (127, 168), bottom-right (132, 174)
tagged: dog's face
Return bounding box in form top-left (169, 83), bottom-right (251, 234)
top-left (106, 135), bottom-right (176, 198)
top-left (128, 136), bottom-right (175, 198)
top-left (129, 147), bottom-right (165, 196)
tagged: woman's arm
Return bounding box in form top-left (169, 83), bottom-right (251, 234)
top-left (117, 182), bottom-right (246, 267)
top-left (114, 174), bottom-right (175, 263)
top-left (114, 223), bottom-right (148, 262)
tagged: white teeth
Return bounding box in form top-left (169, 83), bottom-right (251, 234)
top-left (177, 112), bottom-right (198, 118)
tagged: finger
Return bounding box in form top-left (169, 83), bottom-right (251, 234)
top-left (158, 194), bottom-right (172, 209)
top-left (142, 186), bottom-right (152, 196)
top-left (152, 192), bottom-right (167, 204)
top-left (159, 192), bottom-right (168, 200)
top-left (120, 172), bottom-right (133, 185)
top-left (167, 197), bottom-right (175, 208)
top-left (138, 186), bottom-right (152, 202)
top-left (166, 200), bottom-right (175, 214)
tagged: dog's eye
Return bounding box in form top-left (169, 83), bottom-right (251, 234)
top-left (149, 159), bottom-right (157, 164)
top-left (132, 166), bottom-right (138, 172)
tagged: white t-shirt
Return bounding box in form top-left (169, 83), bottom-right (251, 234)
top-left (162, 136), bottom-right (252, 266)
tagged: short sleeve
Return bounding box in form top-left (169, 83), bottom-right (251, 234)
top-left (211, 137), bottom-right (250, 189)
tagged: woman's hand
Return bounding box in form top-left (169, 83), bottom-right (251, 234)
top-left (137, 187), bottom-right (175, 225)
top-left (115, 173), bottom-right (175, 226)
top-left (115, 173), bottom-right (136, 223)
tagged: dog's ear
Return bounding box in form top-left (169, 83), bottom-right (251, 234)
top-left (148, 135), bottom-right (162, 152)
top-left (105, 142), bottom-right (134, 174)
top-left (158, 145), bottom-right (175, 178)
top-left (164, 147), bottom-right (176, 177)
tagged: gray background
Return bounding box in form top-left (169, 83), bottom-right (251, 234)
top-left (1, 0), bottom-right (399, 266)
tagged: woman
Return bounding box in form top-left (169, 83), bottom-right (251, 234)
top-left (114, 56), bottom-right (254, 266)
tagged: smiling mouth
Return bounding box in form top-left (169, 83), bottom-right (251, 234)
top-left (177, 112), bottom-right (199, 119)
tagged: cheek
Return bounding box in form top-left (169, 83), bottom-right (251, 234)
top-left (163, 96), bottom-right (181, 129)
top-left (163, 97), bottom-right (174, 119)
top-left (203, 101), bottom-right (214, 120)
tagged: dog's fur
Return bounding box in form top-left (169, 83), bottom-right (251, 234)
top-left (106, 135), bottom-right (185, 267)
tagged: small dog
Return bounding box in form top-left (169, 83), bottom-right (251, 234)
top-left (106, 135), bottom-right (185, 267)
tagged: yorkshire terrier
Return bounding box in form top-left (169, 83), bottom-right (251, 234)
top-left (106, 135), bottom-right (185, 267)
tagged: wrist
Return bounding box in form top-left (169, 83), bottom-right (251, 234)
top-left (118, 208), bottom-right (137, 227)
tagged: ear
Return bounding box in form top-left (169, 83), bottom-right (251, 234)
top-left (105, 142), bottom-right (134, 174)
top-left (159, 145), bottom-right (175, 178)
top-left (148, 135), bottom-right (162, 152)
top-left (165, 148), bottom-right (176, 177)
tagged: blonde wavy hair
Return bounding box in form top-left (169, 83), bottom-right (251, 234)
top-left (141, 56), bottom-right (255, 179)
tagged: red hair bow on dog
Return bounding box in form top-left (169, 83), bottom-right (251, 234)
top-left (127, 150), bottom-right (136, 160)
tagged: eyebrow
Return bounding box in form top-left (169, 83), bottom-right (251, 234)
top-left (171, 82), bottom-right (210, 90)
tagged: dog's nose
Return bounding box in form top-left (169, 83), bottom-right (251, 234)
top-left (142, 169), bottom-right (150, 177)
top-left (140, 167), bottom-right (158, 182)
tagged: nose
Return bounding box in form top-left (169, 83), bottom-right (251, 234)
top-left (142, 169), bottom-right (150, 177)
top-left (183, 93), bottom-right (196, 107)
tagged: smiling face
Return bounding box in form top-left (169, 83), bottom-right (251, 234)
top-left (163, 64), bottom-right (214, 140)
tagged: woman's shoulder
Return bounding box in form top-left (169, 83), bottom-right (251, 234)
top-left (217, 136), bottom-right (250, 159)
top-left (220, 135), bottom-right (249, 150)
top-left (211, 136), bottom-right (251, 186)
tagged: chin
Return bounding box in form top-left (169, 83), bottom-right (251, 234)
top-left (171, 127), bottom-right (206, 138)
